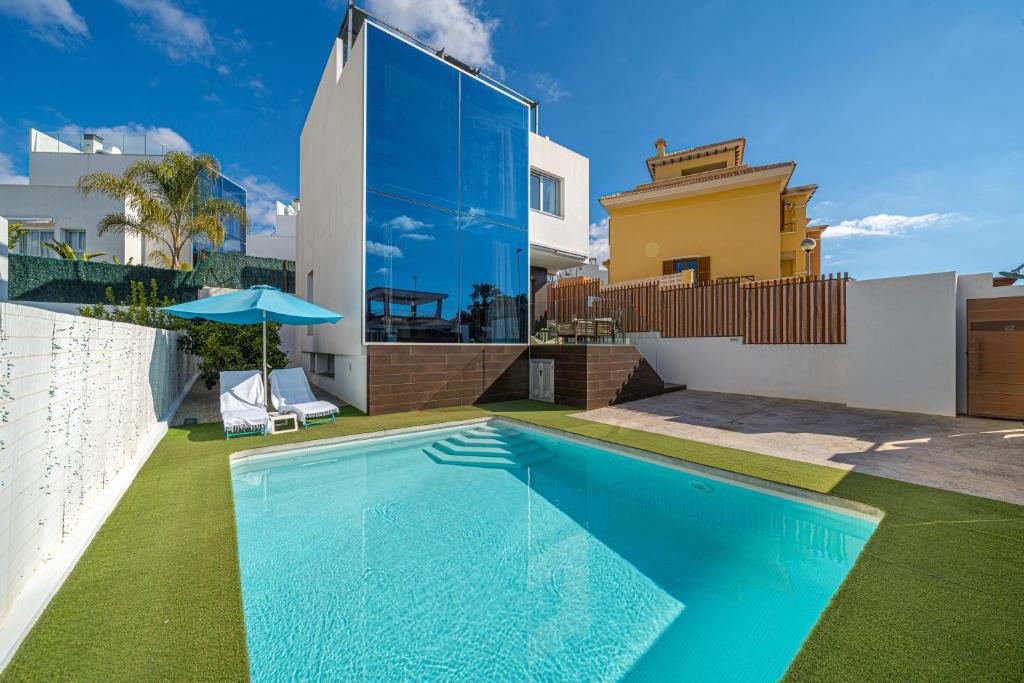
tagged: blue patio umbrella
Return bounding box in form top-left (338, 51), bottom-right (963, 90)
top-left (162, 285), bottom-right (342, 404)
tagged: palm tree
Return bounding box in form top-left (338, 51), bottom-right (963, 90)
top-left (7, 222), bottom-right (28, 251)
top-left (41, 239), bottom-right (106, 261)
top-left (77, 151), bottom-right (246, 270)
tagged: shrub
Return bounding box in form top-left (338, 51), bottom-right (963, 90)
top-left (178, 319), bottom-right (289, 389)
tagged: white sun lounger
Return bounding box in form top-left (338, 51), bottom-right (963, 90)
top-left (269, 368), bottom-right (339, 427)
top-left (220, 370), bottom-right (270, 439)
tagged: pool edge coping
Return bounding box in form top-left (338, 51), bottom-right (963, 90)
top-left (229, 415), bottom-right (884, 524)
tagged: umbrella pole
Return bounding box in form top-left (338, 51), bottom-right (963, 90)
top-left (262, 312), bottom-right (268, 409)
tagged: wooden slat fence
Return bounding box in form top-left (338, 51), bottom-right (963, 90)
top-left (548, 278), bottom-right (600, 323)
top-left (548, 272), bottom-right (849, 344)
top-left (594, 278), bottom-right (660, 332)
top-left (660, 281), bottom-right (743, 337)
top-left (742, 273), bottom-right (848, 344)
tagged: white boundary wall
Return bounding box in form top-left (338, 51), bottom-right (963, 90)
top-left (0, 303), bottom-right (195, 667)
top-left (846, 272), bottom-right (957, 415)
top-left (635, 272), bottom-right (1014, 417)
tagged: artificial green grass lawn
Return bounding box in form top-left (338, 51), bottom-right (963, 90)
top-left (4, 400), bottom-right (1023, 681)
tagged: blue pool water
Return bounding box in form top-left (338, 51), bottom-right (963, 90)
top-left (231, 421), bottom-right (877, 681)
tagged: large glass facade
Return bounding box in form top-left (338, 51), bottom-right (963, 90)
top-left (365, 24), bottom-right (529, 344)
top-left (193, 172), bottom-right (248, 259)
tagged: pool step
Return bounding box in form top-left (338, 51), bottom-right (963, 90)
top-left (424, 433), bottom-right (553, 469)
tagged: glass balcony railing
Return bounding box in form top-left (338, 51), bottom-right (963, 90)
top-left (534, 295), bottom-right (634, 345)
top-left (32, 131), bottom-right (177, 156)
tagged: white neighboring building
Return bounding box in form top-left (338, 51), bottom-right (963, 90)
top-left (246, 200), bottom-right (298, 261)
top-left (0, 129), bottom-right (247, 265)
top-left (557, 257), bottom-right (608, 283)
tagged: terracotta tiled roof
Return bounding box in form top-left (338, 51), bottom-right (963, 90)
top-left (783, 183), bottom-right (819, 196)
top-left (601, 162), bottom-right (796, 203)
top-left (646, 138), bottom-right (745, 178)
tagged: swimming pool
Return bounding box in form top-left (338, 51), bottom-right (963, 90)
top-left (230, 418), bottom-right (879, 681)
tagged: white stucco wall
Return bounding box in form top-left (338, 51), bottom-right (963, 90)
top-left (630, 273), bottom-right (972, 416)
top-left (0, 217), bottom-right (7, 301)
top-left (0, 185), bottom-right (131, 262)
top-left (846, 272), bottom-right (957, 416)
top-left (0, 303), bottom-right (194, 663)
top-left (246, 233), bottom-right (296, 261)
top-left (528, 134), bottom-right (589, 270)
top-left (650, 336), bottom-right (848, 403)
top-left (298, 34), bottom-right (368, 411)
top-left (955, 274), bottom-right (1024, 413)
top-left (29, 151), bottom-right (158, 188)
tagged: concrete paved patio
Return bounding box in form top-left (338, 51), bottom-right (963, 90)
top-left (576, 390), bottom-right (1024, 505)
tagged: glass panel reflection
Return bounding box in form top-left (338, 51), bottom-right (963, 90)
top-left (459, 74), bottom-right (529, 229)
top-left (365, 192), bottom-right (460, 342)
top-left (363, 25), bottom-right (530, 344)
top-left (366, 24), bottom-right (459, 212)
top-left (459, 217), bottom-right (528, 343)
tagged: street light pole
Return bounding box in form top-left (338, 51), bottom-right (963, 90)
top-left (800, 237), bottom-right (817, 277)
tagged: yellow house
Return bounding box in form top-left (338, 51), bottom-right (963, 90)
top-left (600, 137), bottom-right (827, 283)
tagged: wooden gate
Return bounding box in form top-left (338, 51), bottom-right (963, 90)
top-left (967, 297), bottom-right (1024, 419)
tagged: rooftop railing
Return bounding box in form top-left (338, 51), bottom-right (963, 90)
top-left (32, 130), bottom-right (177, 156)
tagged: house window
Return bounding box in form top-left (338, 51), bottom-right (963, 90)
top-left (65, 230), bottom-right (86, 258)
top-left (530, 170), bottom-right (562, 217)
top-left (663, 256), bottom-right (711, 283)
top-left (18, 230), bottom-right (55, 258)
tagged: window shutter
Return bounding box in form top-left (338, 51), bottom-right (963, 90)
top-left (662, 260), bottom-right (674, 275)
top-left (697, 256), bottom-right (711, 283)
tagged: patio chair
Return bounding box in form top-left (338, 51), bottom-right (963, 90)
top-left (595, 318), bottom-right (616, 342)
top-left (557, 322), bottom-right (577, 343)
top-left (269, 368), bottom-right (340, 427)
top-left (576, 319), bottom-right (597, 342)
top-left (220, 370), bottom-right (270, 439)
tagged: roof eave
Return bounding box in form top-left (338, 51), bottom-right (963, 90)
top-left (601, 163), bottom-right (795, 208)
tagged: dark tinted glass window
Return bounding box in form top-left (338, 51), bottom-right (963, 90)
top-left (366, 24), bottom-right (459, 211)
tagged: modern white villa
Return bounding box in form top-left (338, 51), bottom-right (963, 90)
top-left (297, 7), bottom-right (590, 413)
top-left (0, 129), bottom-right (247, 265)
top-left (246, 199), bottom-right (299, 261)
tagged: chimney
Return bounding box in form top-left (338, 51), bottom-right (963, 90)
top-left (83, 133), bottom-right (104, 154)
top-left (654, 138), bottom-right (667, 158)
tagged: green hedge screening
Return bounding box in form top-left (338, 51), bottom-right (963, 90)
top-left (9, 254), bottom-right (198, 303)
top-left (9, 252), bottom-right (296, 304)
top-left (193, 253), bottom-right (296, 292)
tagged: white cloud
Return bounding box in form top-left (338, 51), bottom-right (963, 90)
top-left (400, 233), bottom-right (435, 241)
top-left (588, 217), bottom-right (610, 266)
top-left (383, 215), bottom-right (431, 232)
top-left (114, 0), bottom-right (213, 62)
top-left (58, 123), bottom-right (194, 153)
top-left (367, 240), bottom-right (403, 259)
top-left (246, 76), bottom-right (268, 95)
top-left (217, 64), bottom-right (231, 76)
top-left (0, 152), bottom-right (29, 184)
top-left (529, 73), bottom-right (569, 103)
top-left (376, 267), bottom-right (390, 275)
top-left (365, 0), bottom-right (498, 72)
top-left (203, 93), bottom-right (221, 103)
top-left (0, 0), bottom-right (89, 47)
top-left (825, 212), bottom-right (962, 238)
top-left (237, 174), bottom-right (290, 231)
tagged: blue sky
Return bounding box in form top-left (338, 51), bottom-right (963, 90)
top-left (1, 0), bottom-right (1021, 279)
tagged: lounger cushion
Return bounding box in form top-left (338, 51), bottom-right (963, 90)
top-left (223, 408), bottom-right (270, 432)
top-left (220, 370), bottom-right (269, 433)
top-left (270, 368), bottom-right (339, 423)
top-left (280, 401), bottom-right (338, 422)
